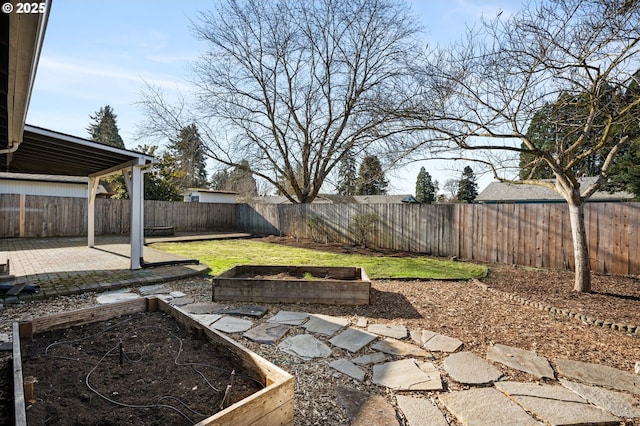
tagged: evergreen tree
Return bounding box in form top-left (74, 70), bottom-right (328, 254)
top-left (355, 156), bottom-right (388, 195)
top-left (415, 167), bottom-right (438, 204)
top-left (456, 166), bottom-right (478, 203)
top-left (87, 105), bottom-right (125, 148)
top-left (336, 151), bottom-right (357, 195)
top-left (167, 124), bottom-right (208, 189)
top-left (210, 170), bottom-right (229, 190)
top-left (109, 145), bottom-right (184, 201)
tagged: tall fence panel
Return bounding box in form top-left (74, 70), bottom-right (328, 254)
top-left (235, 202), bottom-right (640, 276)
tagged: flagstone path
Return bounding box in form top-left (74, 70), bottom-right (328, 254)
top-left (97, 287), bottom-right (640, 425)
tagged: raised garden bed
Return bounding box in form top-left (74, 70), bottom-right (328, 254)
top-left (13, 297), bottom-right (294, 426)
top-left (144, 226), bottom-right (175, 237)
top-left (212, 265), bottom-right (371, 305)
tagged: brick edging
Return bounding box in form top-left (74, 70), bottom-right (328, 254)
top-left (472, 279), bottom-right (639, 337)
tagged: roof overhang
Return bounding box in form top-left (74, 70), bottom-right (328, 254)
top-left (1, 0), bottom-right (51, 155)
top-left (1, 124), bottom-right (155, 177)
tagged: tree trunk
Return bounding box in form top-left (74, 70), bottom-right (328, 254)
top-left (567, 202), bottom-right (591, 292)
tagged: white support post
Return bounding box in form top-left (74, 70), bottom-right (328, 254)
top-left (87, 177), bottom-right (99, 247)
top-left (130, 165), bottom-right (143, 269)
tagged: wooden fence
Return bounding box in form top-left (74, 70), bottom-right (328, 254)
top-left (1, 194), bottom-right (638, 275)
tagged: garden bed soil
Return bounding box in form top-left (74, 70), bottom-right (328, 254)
top-left (20, 311), bottom-right (262, 426)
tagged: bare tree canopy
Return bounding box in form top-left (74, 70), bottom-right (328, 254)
top-left (138, 0), bottom-right (420, 204)
top-left (404, 0), bottom-right (640, 292)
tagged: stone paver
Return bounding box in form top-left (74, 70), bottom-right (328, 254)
top-left (440, 387), bottom-right (540, 426)
top-left (351, 352), bottom-right (388, 366)
top-left (208, 316), bottom-right (253, 333)
top-left (410, 329), bottom-right (463, 352)
top-left (329, 359), bottom-right (366, 381)
top-left (335, 386), bottom-right (399, 426)
top-left (96, 290), bottom-right (141, 304)
top-left (371, 338), bottom-right (433, 358)
top-left (189, 313), bottom-right (223, 326)
top-left (215, 305), bottom-right (268, 318)
top-left (443, 351), bottom-right (503, 385)
top-left (168, 296), bottom-right (194, 306)
top-left (182, 302), bottom-right (224, 314)
top-left (372, 359), bottom-right (442, 391)
top-left (560, 379), bottom-right (640, 419)
top-left (243, 322), bottom-right (290, 345)
top-left (137, 284), bottom-right (171, 295)
top-left (367, 323), bottom-right (407, 339)
top-left (303, 314), bottom-right (349, 336)
top-left (329, 327), bottom-right (377, 353)
top-left (554, 358), bottom-right (640, 395)
top-left (496, 381), bottom-right (620, 425)
top-left (396, 395), bottom-right (449, 426)
top-left (169, 291), bottom-right (187, 298)
top-left (486, 343), bottom-right (554, 379)
top-left (267, 311), bottom-right (309, 326)
top-left (279, 334), bottom-right (332, 360)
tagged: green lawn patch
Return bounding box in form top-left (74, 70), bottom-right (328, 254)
top-left (152, 239), bottom-right (486, 280)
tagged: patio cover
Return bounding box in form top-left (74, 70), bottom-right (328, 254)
top-left (1, 0), bottom-right (155, 269)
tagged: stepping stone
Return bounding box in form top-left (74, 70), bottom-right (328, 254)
top-left (267, 311), bottom-right (309, 326)
top-left (356, 317), bottom-right (368, 328)
top-left (423, 334), bottom-right (463, 353)
top-left (329, 327), bottom-right (377, 353)
top-left (372, 338), bottom-right (433, 358)
top-left (137, 284), bottom-right (171, 295)
top-left (396, 395), bottom-right (448, 426)
top-left (487, 343), bottom-right (554, 379)
top-left (279, 334), bottom-right (332, 360)
top-left (169, 296), bottom-right (194, 306)
top-left (560, 379), bottom-right (640, 419)
top-left (443, 351), bottom-right (502, 385)
top-left (183, 302), bottom-right (224, 314)
top-left (367, 323), bottom-right (407, 339)
top-left (243, 323), bottom-right (290, 345)
top-left (335, 386), bottom-right (399, 426)
top-left (410, 329), bottom-right (463, 352)
top-left (96, 290), bottom-right (141, 304)
top-left (303, 314), bottom-right (349, 336)
top-left (440, 388), bottom-right (540, 426)
top-left (352, 352), bottom-right (388, 366)
top-left (190, 313), bottom-right (223, 326)
top-left (554, 358), bottom-right (640, 395)
top-left (372, 359), bottom-right (442, 390)
top-left (214, 305), bottom-right (268, 318)
top-left (209, 316), bottom-right (253, 333)
top-left (329, 359), bottom-right (366, 381)
top-left (496, 381), bottom-right (620, 425)
top-left (169, 291), bottom-right (187, 298)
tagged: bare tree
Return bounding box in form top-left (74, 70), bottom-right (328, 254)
top-left (403, 0), bottom-right (640, 292)
top-left (138, 0), bottom-right (420, 204)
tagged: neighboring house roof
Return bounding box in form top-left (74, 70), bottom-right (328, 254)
top-left (477, 177), bottom-right (634, 203)
top-left (183, 188), bottom-right (238, 195)
top-left (249, 194), bottom-right (414, 204)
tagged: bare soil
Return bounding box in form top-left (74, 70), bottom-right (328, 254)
top-left (1, 235), bottom-right (639, 425)
top-left (21, 311), bottom-right (261, 425)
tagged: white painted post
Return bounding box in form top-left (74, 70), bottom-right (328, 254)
top-left (130, 165), bottom-right (142, 269)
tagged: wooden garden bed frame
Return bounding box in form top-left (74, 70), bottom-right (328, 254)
top-left (213, 265), bottom-right (371, 305)
top-left (13, 296), bottom-right (294, 426)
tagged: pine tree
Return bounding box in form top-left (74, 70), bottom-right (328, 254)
top-left (336, 151), bottom-right (357, 195)
top-left (415, 167), bottom-right (438, 204)
top-left (456, 166), bottom-right (479, 203)
top-left (226, 160), bottom-right (258, 198)
top-left (355, 156), bottom-right (388, 195)
top-left (87, 105), bottom-right (125, 148)
top-left (167, 124), bottom-right (208, 189)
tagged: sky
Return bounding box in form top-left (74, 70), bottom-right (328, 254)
top-left (26, 0), bottom-right (524, 195)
